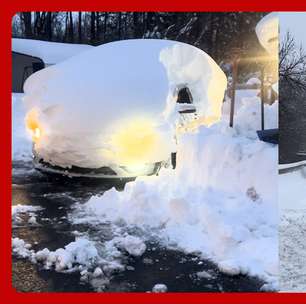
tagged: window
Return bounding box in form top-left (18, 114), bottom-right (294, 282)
top-left (176, 87), bottom-right (193, 104)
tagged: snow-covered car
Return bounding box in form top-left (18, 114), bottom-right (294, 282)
top-left (23, 39), bottom-right (227, 178)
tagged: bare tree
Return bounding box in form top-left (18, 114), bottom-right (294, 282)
top-left (280, 31), bottom-right (306, 92)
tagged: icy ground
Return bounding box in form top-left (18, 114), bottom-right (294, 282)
top-left (12, 89), bottom-right (278, 291)
top-left (279, 168), bottom-right (306, 291)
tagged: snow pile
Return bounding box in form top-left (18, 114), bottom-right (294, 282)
top-left (222, 90), bottom-right (278, 140)
top-left (12, 38), bottom-right (93, 65)
top-left (34, 238), bottom-right (98, 271)
top-left (12, 234), bottom-right (147, 289)
top-left (22, 39), bottom-right (226, 168)
top-left (70, 90), bottom-right (278, 286)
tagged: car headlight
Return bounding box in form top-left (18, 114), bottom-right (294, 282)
top-left (109, 118), bottom-right (161, 165)
top-left (25, 108), bottom-right (43, 142)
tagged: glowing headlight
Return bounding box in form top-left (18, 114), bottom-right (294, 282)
top-left (110, 119), bottom-right (160, 165)
top-left (25, 108), bottom-right (42, 142)
top-left (33, 127), bottom-right (41, 139)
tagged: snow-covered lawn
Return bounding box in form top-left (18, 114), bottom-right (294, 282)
top-left (279, 169), bottom-right (306, 291)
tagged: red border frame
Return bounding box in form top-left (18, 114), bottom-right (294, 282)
top-left (2, 1), bottom-right (306, 303)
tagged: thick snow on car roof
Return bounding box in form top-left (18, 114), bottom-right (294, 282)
top-left (12, 38), bottom-right (94, 64)
top-left (24, 39), bottom-right (227, 128)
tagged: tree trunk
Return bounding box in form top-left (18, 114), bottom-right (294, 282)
top-left (96, 12), bottom-right (100, 41)
top-left (90, 12), bottom-right (96, 44)
top-left (118, 12), bottom-right (122, 39)
top-left (78, 12), bottom-right (82, 43)
top-left (63, 12), bottom-right (68, 42)
top-left (103, 12), bottom-right (108, 41)
top-left (46, 12), bottom-right (52, 41)
top-left (69, 12), bottom-right (74, 42)
top-left (133, 12), bottom-right (140, 38)
top-left (22, 12), bottom-right (32, 38)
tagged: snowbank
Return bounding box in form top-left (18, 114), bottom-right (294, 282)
top-left (22, 39), bottom-right (226, 168)
top-left (12, 38), bottom-right (93, 65)
top-left (70, 90), bottom-right (278, 286)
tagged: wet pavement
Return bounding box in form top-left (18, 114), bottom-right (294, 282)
top-left (12, 160), bottom-right (265, 292)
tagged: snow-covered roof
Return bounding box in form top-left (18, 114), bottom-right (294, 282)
top-left (255, 13), bottom-right (278, 57)
top-left (12, 38), bottom-right (94, 65)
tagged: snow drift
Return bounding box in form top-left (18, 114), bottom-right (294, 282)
top-left (22, 39), bottom-right (227, 168)
top-left (70, 91), bottom-right (278, 287)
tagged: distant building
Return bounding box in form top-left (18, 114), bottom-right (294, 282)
top-left (12, 38), bottom-right (93, 93)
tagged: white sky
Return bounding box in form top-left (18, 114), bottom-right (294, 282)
top-left (280, 12), bottom-right (306, 47)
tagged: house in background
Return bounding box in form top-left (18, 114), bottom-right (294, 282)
top-left (12, 38), bottom-right (93, 93)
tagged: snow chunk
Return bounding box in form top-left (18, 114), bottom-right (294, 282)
top-left (34, 238), bottom-right (98, 271)
top-left (28, 215), bottom-right (38, 225)
top-left (113, 235), bottom-right (146, 257)
top-left (119, 235), bottom-right (146, 257)
top-left (196, 270), bottom-right (214, 280)
top-left (12, 237), bottom-right (33, 258)
top-left (93, 267), bottom-right (103, 278)
top-left (152, 283), bottom-right (168, 293)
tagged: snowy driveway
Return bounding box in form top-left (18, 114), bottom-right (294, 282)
top-left (12, 161), bottom-right (264, 292)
